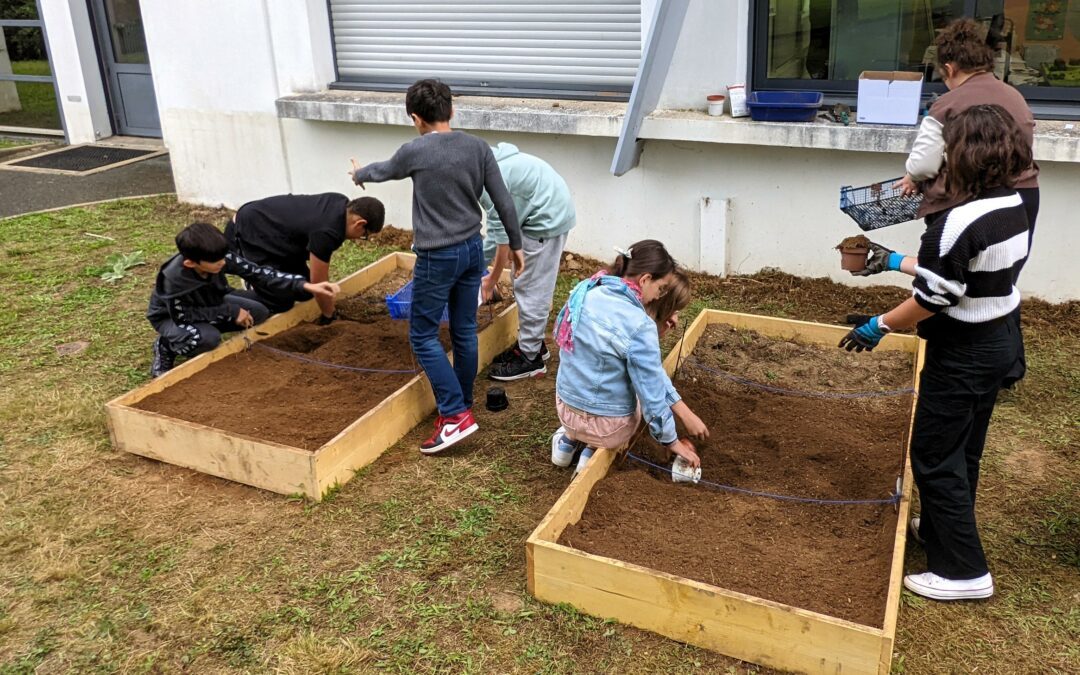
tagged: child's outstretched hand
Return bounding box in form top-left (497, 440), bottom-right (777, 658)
top-left (669, 438), bottom-right (701, 468)
top-left (348, 158), bottom-right (366, 189)
top-left (305, 281), bottom-right (341, 300)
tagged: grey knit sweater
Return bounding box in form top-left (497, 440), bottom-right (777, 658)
top-left (354, 131), bottom-right (522, 252)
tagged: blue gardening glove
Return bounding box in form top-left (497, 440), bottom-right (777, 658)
top-left (839, 315), bottom-right (889, 352)
top-left (851, 243), bottom-right (906, 277)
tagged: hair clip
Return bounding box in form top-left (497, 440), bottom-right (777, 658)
top-left (613, 246), bottom-right (633, 259)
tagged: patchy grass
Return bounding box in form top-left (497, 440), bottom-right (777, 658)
top-left (0, 138), bottom-right (33, 150)
top-left (0, 199), bottom-right (1077, 673)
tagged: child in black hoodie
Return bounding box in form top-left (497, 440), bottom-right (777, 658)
top-left (146, 222), bottom-right (339, 377)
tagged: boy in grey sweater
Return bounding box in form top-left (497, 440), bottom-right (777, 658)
top-left (350, 79), bottom-right (524, 454)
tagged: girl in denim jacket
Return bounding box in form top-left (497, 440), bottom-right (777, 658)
top-left (551, 241), bottom-right (708, 473)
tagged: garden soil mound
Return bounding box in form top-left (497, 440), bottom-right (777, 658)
top-left (135, 269), bottom-right (512, 450)
top-left (560, 324), bottom-right (915, 627)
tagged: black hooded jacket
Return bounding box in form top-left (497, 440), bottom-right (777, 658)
top-left (146, 252), bottom-right (307, 325)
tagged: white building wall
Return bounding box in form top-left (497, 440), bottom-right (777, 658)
top-left (655, 0), bottom-right (750, 110)
top-left (139, 0), bottom-right (334, 205)
top-left (39, 0), bottom-right (110, 142)
top-left (138, 0), bottom-right (1078, 302)
top-left (279, 120), bottom-right (1079, 302)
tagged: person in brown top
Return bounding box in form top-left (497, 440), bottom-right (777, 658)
top-left (898, 18), bottom-right (1039, 224)
top-left (872, 18), bottom-right (1039, 387)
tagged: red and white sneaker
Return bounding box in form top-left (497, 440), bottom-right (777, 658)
top-left (420, 410), bottom-right (479, 455)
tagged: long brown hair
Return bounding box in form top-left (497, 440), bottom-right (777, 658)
top-left (935, 19), bottom-right (994, 75)
top-left (943, 104), bottom-right (1032, 199)
top-left (647, 267), bottom-right (691, 328)
top-left (608, 239), bottom-right (676, 281)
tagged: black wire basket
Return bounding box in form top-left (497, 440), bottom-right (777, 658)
top-left (839, 178), bottom-right (923, 231)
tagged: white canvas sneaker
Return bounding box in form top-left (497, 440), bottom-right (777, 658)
top-left (573, 447), bottom-right (595, 476)
top-left (903, 572), bottom-right (994, 601)
top-left (909, 516), bottom-right (924, 546)
top-left (550, 427), bottom-right (576, 467)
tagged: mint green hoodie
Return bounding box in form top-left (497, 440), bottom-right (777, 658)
top-left (480, 143), bottom-right (576, 263)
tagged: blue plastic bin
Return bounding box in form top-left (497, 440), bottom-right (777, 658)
top-left (385, 271), bottom-right (489, 323)
top-left (746, 91), bottom-right (823, 122)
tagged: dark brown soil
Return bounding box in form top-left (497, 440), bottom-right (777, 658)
top-left (135, 270), bottom-right (513, 450)
top-left (365, 224), bottom-right (413, 250)
top-left (559, 325), bottom-right (915, 627)
top-left (837, 234), bottom-right (872, 250)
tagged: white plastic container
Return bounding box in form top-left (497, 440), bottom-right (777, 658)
top-left (706, 94), bottom-right (725, 116)
top-left (672, 456), bottom-right (702, 484)
top-left (728, 84), bottom-right (749, 118)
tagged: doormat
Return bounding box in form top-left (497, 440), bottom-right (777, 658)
top-left (0, 144), bottom-right (166, 176)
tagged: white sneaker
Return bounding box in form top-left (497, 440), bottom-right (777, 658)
top-left (903, 572), bottom-right (994, 601)
top-left (550, 427), bottom-right (576, 467)
top-left (909, 516), bottom-right (924, 546)
top-left (573, 447), bottom-right (595, 476)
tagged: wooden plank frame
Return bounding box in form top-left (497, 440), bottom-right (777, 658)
top-left (526, 309), bottom-right (925, 675)
top-left (106, 252), bottom-right (519, 500)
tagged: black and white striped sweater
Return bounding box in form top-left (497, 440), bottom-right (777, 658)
top-left (913, 188), bottom-right (1030, 340)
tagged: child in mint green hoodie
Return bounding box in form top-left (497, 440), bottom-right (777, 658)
top-left (481, 142), bottom-right (576, 381)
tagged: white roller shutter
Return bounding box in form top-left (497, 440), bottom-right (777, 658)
top-left (329, 0), bottom-right (642, 97)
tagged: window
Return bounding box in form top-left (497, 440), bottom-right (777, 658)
top-left (0, 0), bottom-right (61, 132)
top-left (328, 0), bottom-right (642, 100)
top-left (753, 1), bottom-right (1080, 113)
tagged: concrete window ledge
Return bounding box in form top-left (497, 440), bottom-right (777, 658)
top-left (277, 90), bottom-right (1080, 162)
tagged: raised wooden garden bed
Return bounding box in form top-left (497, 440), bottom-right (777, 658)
top-left (106, 252), bottom-right (518, 500)
top-left (526, 309), bottom-right (924, 675)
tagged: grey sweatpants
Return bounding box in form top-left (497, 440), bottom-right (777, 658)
top-left (514, 233), bottom-right (568, 359)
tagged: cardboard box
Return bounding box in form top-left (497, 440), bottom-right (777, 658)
top-left (856, 71), bottom-right (924, 125)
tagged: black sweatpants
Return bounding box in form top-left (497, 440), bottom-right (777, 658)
top-left (911, 319), bottom-right (1019, 580)
top-left (153, 291), bottom-right (269, 357)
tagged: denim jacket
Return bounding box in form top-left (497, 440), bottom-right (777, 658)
top-left (555, 279), bottom-right (681, 445)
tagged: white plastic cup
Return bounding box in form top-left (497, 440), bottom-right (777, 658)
top-left (672, 456), bottom-right (702, 484)
top-left (706, 94), bottom-right (725, 116)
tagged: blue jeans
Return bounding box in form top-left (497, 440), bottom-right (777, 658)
top-left (410, 235), bottom-right (484, 416)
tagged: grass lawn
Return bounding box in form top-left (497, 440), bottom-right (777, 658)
top-left (0, 196), bottom-right (1076, 673)
top-left (0, 61), bottom-right (61, 130)
top-left (0, 138), bottom-right (32, 150)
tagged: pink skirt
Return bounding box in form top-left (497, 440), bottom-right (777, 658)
top-left (556, 395), bottom-right (641, 449)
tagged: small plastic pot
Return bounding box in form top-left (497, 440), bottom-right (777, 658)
top-left (839, 246), bottom-right (869, 272)
top-left (672, 456), bottom-right (702, 484)
top-left (706, 94), bottom-right (726, 117)
top-left (485, 386), bottom-right (509, 412)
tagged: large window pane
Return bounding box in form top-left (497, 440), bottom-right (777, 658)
top-left (102, 0), bottom-right (149, 65)
top-left (997, 0), bottom-right (1080, 88)
top-left (766, 0), bottom-right (965, 81)
top-left (0, 25), bottom-right (60, 130)
top-left (0, 0), bottom-right (40, 21)
top-left (0, 81), bottom-right (60, 129)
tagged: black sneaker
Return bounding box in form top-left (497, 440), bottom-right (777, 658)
top-left (490, 349), bottom-right (546, 381)
top-left (150, 337), bottom-right (176, 378)
top-left (493, 341), bottom-right (550, 364)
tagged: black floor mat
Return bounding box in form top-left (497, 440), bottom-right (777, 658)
top-left (8, 145), bottom-right (157, 172)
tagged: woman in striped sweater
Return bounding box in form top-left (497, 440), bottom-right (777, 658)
top-left (839, 104), bottom-right (1032, 601)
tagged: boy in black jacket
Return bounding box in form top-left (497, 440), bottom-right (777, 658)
top-left (147, 222), bottom-right (340, 377)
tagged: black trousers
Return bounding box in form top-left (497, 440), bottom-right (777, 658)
top-left (1002, 187), bottom-right (1040, 387)
top-left (912, 319), bottom-right (1019, 579)
top-left (153, 291), bottom-right (269, 356)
